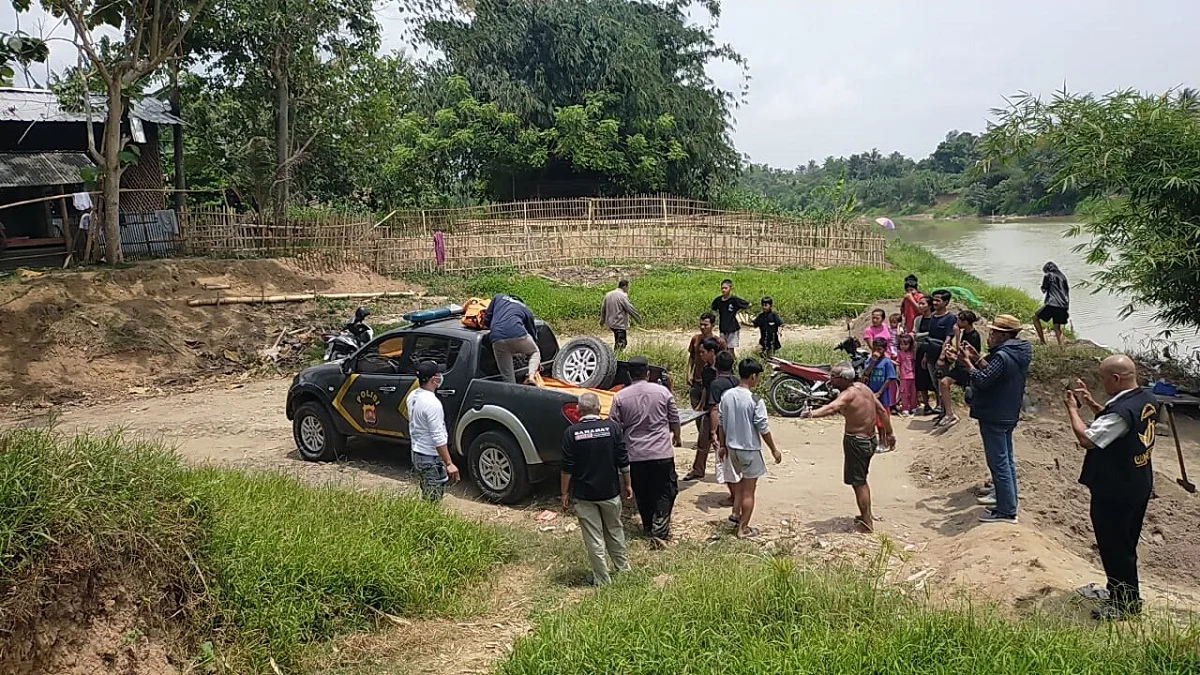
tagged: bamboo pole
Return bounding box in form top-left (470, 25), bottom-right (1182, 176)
top-left (187, 290), bottom-right (418, 307)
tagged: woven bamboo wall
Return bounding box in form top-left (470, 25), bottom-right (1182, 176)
top-left (180, 197), bottom-right (887, 274)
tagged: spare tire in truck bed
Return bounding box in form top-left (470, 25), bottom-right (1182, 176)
top-left (552, 336), bottom-right (617, 389)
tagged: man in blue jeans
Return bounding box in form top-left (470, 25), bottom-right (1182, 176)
top-left (957, 314), bottom-right (1032, 524)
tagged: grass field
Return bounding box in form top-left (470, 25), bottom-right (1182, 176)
top-left (497, 556), bottom-right (1200, 675)
top-left (411, 240), bottom-right (1039, 335)
top-left (0, 428), bottom-right (511, 673)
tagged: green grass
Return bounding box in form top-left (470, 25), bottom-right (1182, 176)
top-left (407, 240), bottom-right (1038, 335)
top-left (497, 556), bottom-right (1200, 675)
top-left (0, 428), bottom-right (511, 673)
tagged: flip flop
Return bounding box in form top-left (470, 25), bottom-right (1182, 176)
top-left (682, 471), bottom-right (704, 482)
top-left (727, 515), bottom-right (741, 526)
top-left (737, 527), bottom-right (761, 539)
top-left (853, 516), bottom-right (874, 534)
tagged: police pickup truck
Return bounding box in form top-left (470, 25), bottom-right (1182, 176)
top-left (286, 315), bottom-right (672, 503)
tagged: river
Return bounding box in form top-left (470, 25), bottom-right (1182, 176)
top-left (896, 219), bottom-right (1200, 355)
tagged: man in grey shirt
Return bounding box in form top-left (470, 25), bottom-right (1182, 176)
top-left (609, 356), bottom-right (682, 546)
top-left (600, 279), bottom-right (642, 351)
top-left (718, 358), bottom-right (782, 539)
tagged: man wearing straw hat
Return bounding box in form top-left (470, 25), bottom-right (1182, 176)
top-left (956, 314), bottom-right (1032, 525)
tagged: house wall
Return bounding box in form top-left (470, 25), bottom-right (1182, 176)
top-left (0, 119), bottom-right (168, 213)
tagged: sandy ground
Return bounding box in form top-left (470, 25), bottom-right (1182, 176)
top-left (16, 376), bottom-right (1200, 673)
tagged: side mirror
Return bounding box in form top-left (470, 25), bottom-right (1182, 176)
top-left (341, 359), bottom-right (354, 375)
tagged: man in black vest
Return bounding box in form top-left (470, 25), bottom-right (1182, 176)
top-left (1066, 354), bottom-right (1156, 621)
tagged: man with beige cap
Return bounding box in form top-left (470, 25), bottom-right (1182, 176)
top-left (956, 314), bottom-right (1032, 524)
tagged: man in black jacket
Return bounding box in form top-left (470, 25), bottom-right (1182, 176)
top-left (1066, 355), bottom-right (1156, 620)
top-left (561, 392), bottom-right (632, 585)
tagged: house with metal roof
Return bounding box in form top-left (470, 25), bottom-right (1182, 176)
top-left (0, 87), bottom-right (183, 269)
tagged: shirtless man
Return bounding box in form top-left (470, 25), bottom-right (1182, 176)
top-left (802, 362), bottom-right (896, 533)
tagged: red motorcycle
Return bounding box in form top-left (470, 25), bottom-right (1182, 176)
top-left (767, 337), bottom-right (867, 417)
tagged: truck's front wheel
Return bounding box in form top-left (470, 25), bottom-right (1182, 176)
top-left (469, 430), bottom-right (531, 504)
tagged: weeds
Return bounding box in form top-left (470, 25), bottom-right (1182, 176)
top-left (497, 556), bottom-right (1200, 675)
top-left (0, 429), bottom-right (511, 674)
top-left (410, 241), bottom-right (1036, 334)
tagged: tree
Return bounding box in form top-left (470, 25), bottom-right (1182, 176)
top-left (189, 0), bottom-right (381, 219)
top-left (1, 30), bottom-right (48, 85)
top-left (15, 0), bottom-right (206, 264)
top-left (420, 0), bottom-right (743, 200)
top-left (929, 131), bottom-right (979, 174)
top-left (982, 89), bottom-right (1200, 330)
top-left (379, 76), bottom-right (689, 207)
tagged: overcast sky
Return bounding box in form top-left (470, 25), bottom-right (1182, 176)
top-left (7, 0), bottom-right (1197, 168)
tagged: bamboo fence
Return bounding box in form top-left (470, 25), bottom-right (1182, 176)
top-left (178, 196), bottom-right (887, 275)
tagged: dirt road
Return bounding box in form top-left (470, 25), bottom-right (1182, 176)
top-left (24, 375), bottom-right (1200, 618)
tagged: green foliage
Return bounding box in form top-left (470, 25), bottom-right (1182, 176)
top-left (380, 79), bottom-right (690, 206)
top-left (497, 557), bottom-right (1200, 674)
top-left (419, 0), bottom-right (742, 201)
top-left (982, 88), bottom-right (1200, 330)
top-left (0, 428), bottom-right (510, 673)
top-left (0, 30), bottom-right (48, 86)
top-left (186, 468), bottom-right (511, 668)
top-left (732, 130), bottom-right (1080, 218)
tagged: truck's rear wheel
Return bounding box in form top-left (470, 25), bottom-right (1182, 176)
top-left (553, 336), bottom-right (616, 388)
top-left (469, 430), bottom-right (531, 504)
top-left (293, 401), bottom-right (345, 461)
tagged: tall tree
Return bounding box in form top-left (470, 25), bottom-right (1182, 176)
top-left (15, 0), bottom-right (207, 264)
top-left (982, 89), bottom-right (1200, 330)
top-left (190, 0), bottom-right (380, 218)
top-left (420, 0), bottom-right (744, 200)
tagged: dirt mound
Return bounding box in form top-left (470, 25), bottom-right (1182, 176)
top-left (1, 570), bottom-right (181, 675)
top-left (0, 259), bottom-right (424, 406)
top-left (909, 415), bottom-right (1200, 593)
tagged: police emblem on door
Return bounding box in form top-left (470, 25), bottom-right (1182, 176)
top-left (356, 390), bottom-right (381, 426)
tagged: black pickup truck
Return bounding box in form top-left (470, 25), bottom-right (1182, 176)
top-left (286, 316), bottom-right (673, 503)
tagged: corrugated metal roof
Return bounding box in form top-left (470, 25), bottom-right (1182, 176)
top-left (0, 87), bottom-right (183, 126)
top-left (0, 152), bottom-right (95, 188)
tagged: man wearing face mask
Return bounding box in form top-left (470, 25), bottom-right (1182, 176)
top-left (406, 360), bottom-right (461, 501)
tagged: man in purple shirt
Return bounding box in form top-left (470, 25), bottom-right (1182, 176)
top-left (608, 356), bottom-right (682, 546)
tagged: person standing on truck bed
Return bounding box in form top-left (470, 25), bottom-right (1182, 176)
top-left (561, 392), bottom-right (633, 586)
top-left (711, 279), bottom-right (750, 355)
top-left (600, 279), bottom-right (642, 352)
top-left (406, 360), bottom-right (460, 501)
top-left (608, 356), bottom-right (682, 547)
top-left (482, 293), bottom-right (541, 384)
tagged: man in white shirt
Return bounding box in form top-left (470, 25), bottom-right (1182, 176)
top-left (407, 360), bottom-right (460, 501)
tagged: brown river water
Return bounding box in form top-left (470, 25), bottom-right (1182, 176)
top-left (896, 219), bottom-right (1200, 355)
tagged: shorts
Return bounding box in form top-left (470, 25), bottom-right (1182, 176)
top-left (721, 331), bottom-right (740, 349)
top-left (715, 452), bottom-right (742, 484)
top-left (731, 449), bottom-right (766, 480)
top-left (1036, 305), bottom-right (1069, 326)
top-left (843, 434), bottom-right (876, 487)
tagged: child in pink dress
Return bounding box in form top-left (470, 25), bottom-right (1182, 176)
top-left (896, 333), bottom-right (918, 414)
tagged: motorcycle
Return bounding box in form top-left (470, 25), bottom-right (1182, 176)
top-left (323, 306), bottom-right (373, 362)
top-left (766, 336), bottom-right (870, 417)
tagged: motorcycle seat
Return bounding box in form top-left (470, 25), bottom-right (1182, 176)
top-left (800, 364), bottom-right (832, 372)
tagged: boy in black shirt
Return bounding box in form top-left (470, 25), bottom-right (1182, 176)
top-left (561, 392), bottom-right (632, 585)
top-left (711, 279), bottom-right (750, 354)
top-left (752, 296), bottom-right (784, 358)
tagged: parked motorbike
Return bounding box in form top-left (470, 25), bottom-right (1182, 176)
top-left (323, 307), bottom-right (373, 362)
top-left (766, 336), bottom-right (869, 417)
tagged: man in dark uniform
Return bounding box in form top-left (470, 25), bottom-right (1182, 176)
top-left (1066, 354), bottom-right (1156, 620)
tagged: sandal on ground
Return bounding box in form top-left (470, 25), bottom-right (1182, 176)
top-left (727, 514), bottom-right (741, 526)
top-left (936, 416), bottom-right (959, 428)
top-left (853, 516), bottom-right (874, 534)
top-left (682, 471), bottom-right (704, 482)
top-left (737, 526), bottom-right (761, 539)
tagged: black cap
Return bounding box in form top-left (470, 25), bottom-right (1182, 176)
top-left (417, 360), bottom-right (443, 384)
